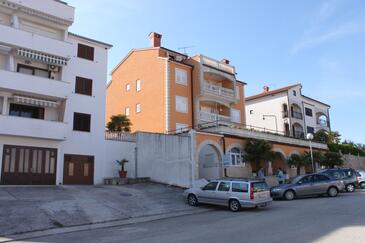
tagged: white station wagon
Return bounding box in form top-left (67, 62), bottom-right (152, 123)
top-left (184, 179), bottom-right (272, 212)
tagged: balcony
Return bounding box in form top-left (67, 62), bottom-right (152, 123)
top-left (291, 111), bottom-right (303, 120)
top-left (200, 55), bottom-right (235, 74)
top-left (0, 115), bottom-right (67, 141)
top-left (199, 110), bottom-right (231, 126)
top-left (0, 69), bottom-right (70, 99)
top-left (202, 82), bottom-right (235, 102)
top-left (0, 24), bottom-right (73, 58)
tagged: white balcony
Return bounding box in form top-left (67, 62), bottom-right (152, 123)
top-left (0, 69), bottom-right (70, 99)
top-left (202, 82), bottom-right (236, 103)
top-left (200, 55), bottom-right (235, 74)
top-left (0, 24), bottom-right (73, 58)
top-left (199, 110), bottom-right (231, 125)
top-left (0, 115), bottom-right (67, 141)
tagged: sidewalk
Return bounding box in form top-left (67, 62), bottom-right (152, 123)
top-left (0, 183), bottom-right (206, 237)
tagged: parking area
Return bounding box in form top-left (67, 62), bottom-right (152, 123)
top-left (0, 183), bottom-right (201, 236)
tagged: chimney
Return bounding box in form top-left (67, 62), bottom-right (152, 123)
top-left (149, 32), bottom-right (162, 48)
top-left (263, 86), bottom-right (270, 93)
top-left (221, 58), bottom-right (230, 65)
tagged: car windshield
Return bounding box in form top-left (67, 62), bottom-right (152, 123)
top-left (287, 176), bottom-right (303, 184)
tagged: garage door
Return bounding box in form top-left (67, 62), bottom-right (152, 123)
top-left (63, 154), bottom-right (94, 185)
top-left (1, 145), bottom-right (57, 185)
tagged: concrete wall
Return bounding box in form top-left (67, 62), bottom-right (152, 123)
top-left (343, 154), bottom-right (365, 170)
top-left (105, 140), bottom-right (136, 179)
top-left (136, 132), bottom-right (192, 188)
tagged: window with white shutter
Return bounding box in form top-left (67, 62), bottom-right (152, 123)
top-left (125, 107), bottom-right (130, 116)
top-left (176, 96), bottom-right (188, 113)
top-left (136, 103), bottom-right (141, 113)
top-left (175, 68), bottom-right (187, 86)
top-left (136, 80), bottom-right (141, 92)
top-left (231, 108), bottom-right (241, 123)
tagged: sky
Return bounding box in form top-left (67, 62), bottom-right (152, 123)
top-left (66, 0), bottom-right (365, 144)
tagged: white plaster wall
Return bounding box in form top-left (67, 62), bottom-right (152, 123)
top-left (245, 92), bottom-right (288, 134)
top-left (0, 54), bottom-right (6, 69)
top-left (105, 140), bottom-right (136, 179)
top-left (136, 132), bottom-right (192, 188)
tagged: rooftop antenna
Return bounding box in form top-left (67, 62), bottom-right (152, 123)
top-left (178, 46), bottom-right (195, 55)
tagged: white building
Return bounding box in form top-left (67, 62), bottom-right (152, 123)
top-left (0, 0), bottom-right (112, 185)
top-left (245, 84), bottom-right (330, 139)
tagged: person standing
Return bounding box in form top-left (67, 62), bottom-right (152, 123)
top-left (258, 167), bottom-right (265, 180)
top-left (276, 168), bottom-right (285, 184)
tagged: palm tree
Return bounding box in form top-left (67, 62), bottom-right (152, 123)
top-left (287, 154), bottom-right (310, 175)
top-left (327, 131), bottom-right (341, 144)
top-left (321, 151), bottom-right (344, 168)
top-left (106, 114), bottom-right (132, 132)
top-left (244, 138), bottom-right (275, 173)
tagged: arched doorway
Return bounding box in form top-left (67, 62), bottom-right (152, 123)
top-left (292, 122), bottom-right (304, 139)
top-left (198, 143), bottom-right (223, 180)
top-left (272, 152), bottom-right (288, 175)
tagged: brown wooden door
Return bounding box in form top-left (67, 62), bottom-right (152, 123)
top-left (1, 145), bottom-right (57, 185)
top-left (63, 154), bottom-right (94, 185)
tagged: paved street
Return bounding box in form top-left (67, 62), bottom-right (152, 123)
top-left (13, 189), bottom-right (365, 243)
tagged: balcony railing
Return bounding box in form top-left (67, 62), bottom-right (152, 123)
top-left (200, 56), bottom-right (235, 74)
top-left (293, 131), bottom-right (305, 139)
top-left (199, 111), bottom-right (231, 124)
top-left (105, 132), bottom-right (136, 142)
top-left (291, 111), bottom-right (303, 120)
top-left (202, 82), bottom-right (235, 100)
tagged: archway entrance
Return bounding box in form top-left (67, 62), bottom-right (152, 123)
top-left (198, 144), bottom-right (222, 180)
top-left (272, 152), bottom-right (288, 175)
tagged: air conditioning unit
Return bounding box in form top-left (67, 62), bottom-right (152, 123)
top-left (48, 65), bottom-right (59, 72)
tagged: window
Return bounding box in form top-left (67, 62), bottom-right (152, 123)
top-left (305, 108), bottom-right (313, 117)
top-left (299, 175), bottom-right (314, 184)
top-left (175, 68), bottom-right (187, 86)
top-left (9, 103), bottom-right (44, 119)
top-left (218, 182), bottom-right (231, 192)
top-left (77, 43), bottom-right (94, 61)
top-left (175, 96), bottom-right (188, 113)
top-left (125, 84), bottom-right (130, 91)
top-left (231, 108), bottom-right (241, 123)
top-left (236, 87), bottom-right (240, 100)
top-left (136, 80), bottom-right (141, 92)
top-left (249, 110), bottom-right (254, 115)
top-left (136, 103), bottom-right (141, 113)
top-left (17, 64), bottom-right (50, 78)
top-left (73, 112), bottom-right (91, 132)
top-left (229, 147), bottom-right (244, 166)
top-left (232, 183), bottom-right (248, 193)
top-left (75, 76), bottom-right (93, 96)
top-left (202, 181), bottom-right (218, 191)
top-left (307, 126), bottom-right (314, 134)
top-left (314, 175), bottom-right (329, 182)
top-left (252, 182), bottom-right (268, 192)
top-left (293, 90), bottom-right (297, 96)
top-left (125, 107), bottom-right (130, 116)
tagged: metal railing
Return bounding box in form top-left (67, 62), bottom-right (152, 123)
top-left (202, 82), bottom-right (235, 100)
top-left (200, 111), bottom-right (231, 123)
top-left (293, 131), bottom-right (305, 139)
top-left (105, 131), bottom-right (136, 142)
top-left (200, 56), bottom-right (235, 74)
top-left (291, 111), bottom-right (303, 120)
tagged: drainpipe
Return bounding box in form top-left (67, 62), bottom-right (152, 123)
top-left (190, 129), bottom-right (196, 187)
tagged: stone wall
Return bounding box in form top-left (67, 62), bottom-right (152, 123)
top-left (342, 154), bottom-right (365, 169)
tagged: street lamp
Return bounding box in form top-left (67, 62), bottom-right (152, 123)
top-left (262, 115), bottom-right (278, 134)
top-left (306, 133), bottom-right (315, 173)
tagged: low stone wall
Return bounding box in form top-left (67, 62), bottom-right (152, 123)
top-left (343, 154), bottom-right (365, 169)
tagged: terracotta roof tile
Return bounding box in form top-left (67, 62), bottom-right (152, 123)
top-left (245, 83), bottom-right (301, 101)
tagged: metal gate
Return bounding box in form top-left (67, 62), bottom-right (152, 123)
top-left (1, 145), bottom-right (57, 185)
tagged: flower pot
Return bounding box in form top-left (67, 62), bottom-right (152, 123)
top-left (119, 170), bottom-right (127, 178)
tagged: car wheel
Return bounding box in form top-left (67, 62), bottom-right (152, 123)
top-left (187, 194), bottom-right (198, 206)
top-left (360, 182), bottom-right (365, 189)
top-left (346, 184), bottom-right (355, 192)
top-left (327, 187), bottom-right (338, 197)
top-left (229, 199), bottom-right (241, 212)
top-left (284, 190), bottom-right (295, 201)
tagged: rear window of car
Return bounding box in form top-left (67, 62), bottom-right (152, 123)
top-left (232, 183), bottom-right (248, 193)
top-left (252, 182), bottom-right (268, 192)
top-left (218, 182), bottom-right (231, 192)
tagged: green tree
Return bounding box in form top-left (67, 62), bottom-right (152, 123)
top-left (106, 114), bottom-right (132, 132)
top-left (244, 139), bottom-right (274, 173)
top-left (321, 151), bottom-right (344, 168)
top-left (287, 154), bottom-right (310, 175)
top-left (314, 130), bottom-right (329, 143)
top-left (327, 131), bottom-right (341, 144)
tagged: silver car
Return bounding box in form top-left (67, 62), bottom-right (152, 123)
top-left (270, 173), bottom-right (345, 200)
top-left (356, 170), bottom-right (365, 189)
top-left (183, 179), bottom-right (272, 212)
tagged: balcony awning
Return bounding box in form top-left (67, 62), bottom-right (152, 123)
top-left (16, 48), bottom-right (68, 66)
top-left (12, 95), bottom-right (60, 108)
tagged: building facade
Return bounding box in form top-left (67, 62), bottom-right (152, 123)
top-left (0, 0), bottom-right (112, 185)
top-left (107, 33), bottom-right (328, 181)
top-left (245, 84), bottom-right (331, 139)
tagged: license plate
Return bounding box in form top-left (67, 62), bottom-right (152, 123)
top-left (257, 192), bottom-right (267, 199)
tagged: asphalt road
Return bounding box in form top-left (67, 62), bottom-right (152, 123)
top-left (15, 190), bottom-right (365, 243)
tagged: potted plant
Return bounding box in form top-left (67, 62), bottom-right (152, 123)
top-left (116, 159), bottom-right (128, 178)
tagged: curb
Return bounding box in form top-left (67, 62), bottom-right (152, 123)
top-left (0, 208), bottom-right (213, 242)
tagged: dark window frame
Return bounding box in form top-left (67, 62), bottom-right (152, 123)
top-left (73, 112), bottom-right (91, 132)
top-left (77, 43), bottom-right (95, 61)
top-left (17, 64), bottom-right (51, 79)
top-left (305, 107), bottom-right (313, 117)
top-left (9, 103), bottom-right (45, 120)
top-left (307, 126), bottom-right (315, 134)
top-left (75, 76), bottom-right (93, 96)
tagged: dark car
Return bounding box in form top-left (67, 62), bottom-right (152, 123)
top-left (270, 173), bottom-right (345, 200)
top-left (320, 168), bottom-right (359, 192)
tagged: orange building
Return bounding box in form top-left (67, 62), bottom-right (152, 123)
top-left (107, 33), bottom-right (328, 180)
